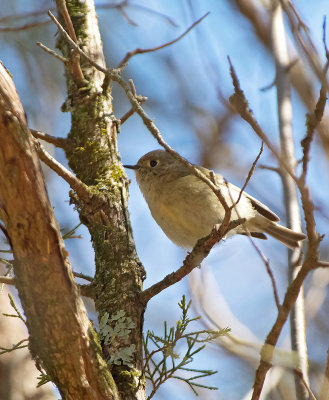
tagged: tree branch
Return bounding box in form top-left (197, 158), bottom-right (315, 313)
top-left (45, 12), bottom-right (233, 228)
top-left (30, 129), bottom-right (68, 148)
top-left (119, 79), bottom-right (147, 124)
top-left (0, 20), bottom-right (50, 32)
top-left (57, 0), bottom-right (85, 85)
top-left (117, 12), bottom-right (210, 68)
top-left (0, 62), bottom-right (119, 399)
top-left (34, 139), bottom-right (90, 201)
top-left (140, 219), bottom-right (245, 305)
top-left (228, 57), bottom-right (297, 181)
top-left (0, 276), bottom-right (15, 285)
top-left (271, 3), bottom-right (309, 398)
top-left (36, 41), bottom-right (69, 64)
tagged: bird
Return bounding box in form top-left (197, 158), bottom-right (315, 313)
top-left (124, 150), bottom-right (306, 249)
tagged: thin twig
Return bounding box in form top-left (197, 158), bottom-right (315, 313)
top-left (34, 139), bottom-right (90, 201)
top-left (109, 71), bottom-right (232, 214)
top-left (97, 2), bottom-right (178, 27)
top-left (73, 272), bottom-right (93, 282)
top-left (228, 57), bottom-right (297, 182)
top-left (250, 61), bottom-right (325, 400)
top-left (0, 276), bottom-right (15, 285)
top-left (317, 260), bottom-right (329, 268)
top-left (57, 0), bottom-right (85, 84)
top-left (31, 129), bottom-right (68, 149)
top-left (250, 239), bottom-right (280, 310)
top-left (258, 164), bottom-right (282, 175)
top-left (117, 12), bottom-right (210, 68)
top-left (36, 42), bottom-right (68, 64)
top-left (0, 338), bottom-right (29, 355)
top-left (7, 293), bottom-right (26, 324)
top-left (120, 79), bottom-right (147, 124)
top-left (323, 17), bottom-right (329, 60)
top-left (0, 20), bottom-right (50, 32)
top-left (300, 61), bottom-right (328, 181)
top-left (140, 219), bottom-right (245, 305)
top-left (220, 143), bottom-right (280, 311)
top-left (48, 11), bottom-right (108, 74)
top-left (235, 142), bottom-right (263, 207)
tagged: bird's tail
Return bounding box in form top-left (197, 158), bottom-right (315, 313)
top-left (262, 222), bottom-right (306, 249)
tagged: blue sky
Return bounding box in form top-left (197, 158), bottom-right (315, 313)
top-left (1, 1), bottom-right (329, 398)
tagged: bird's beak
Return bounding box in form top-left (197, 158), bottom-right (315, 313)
top-left (124, 164), bottom-right (140, 170)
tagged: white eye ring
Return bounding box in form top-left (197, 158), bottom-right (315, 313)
top-left (149, 160), bottom-right (158, 167)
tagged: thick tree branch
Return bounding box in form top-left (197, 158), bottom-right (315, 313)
top-left (0, 62), bottom-right (119, 400)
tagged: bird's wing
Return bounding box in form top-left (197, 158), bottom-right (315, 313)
top-left (244, 193), bottom-right (280, 221)
top-left (211, 172), bottom-right (280, 222)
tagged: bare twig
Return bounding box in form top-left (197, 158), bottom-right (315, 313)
top-left (36, 42), bottom-right (68, 64)
top-left (279, 0), bottom-right (326, 86)
top-left (34, 139), bottom-right (90, 201)
top-left (7, 293), bottom-right (26, 324)
top-left (0, 20), bottom-right (50, 32)
top-left (48, 11), bottom-right (108, 74)
top-left (57, 0), bottom-right (85, 84)
top-left (110, 71), bottom-right (233, 216)
top-left (221, 142), bottom-right (280, 311)
top-left (250, 239), bottom-right (280, 310)
top-left (228, 57), bottom-right (297, 181)
top-left (300, 61), bottom-right (328, 181)
top-left (235, 142), bottom-right (263, 207)
top-left (258, 164), bottom-right (282, 175)
top-left (73, 272), bottom-right (93, 282)
top-left (0, 338), bottom-right (29, 355)
top-left (140, 218), bottom-right (245, 305)
top-left (31, 129), bottom-right (68, 149)
top-left (249, 66), bottom-right (325, 400)
top-left (117, 12), bottom-right (209, 68)
top-left (119, 79), bottom-right (147, 124)
top-left (0, 276), bottom-right (15, 285)
top-left (323, 17), bottom-right (329, 60)
top-left (317, 260), bottom-right (329, 268)
top-left (97, 1), bottom-right (178, 26)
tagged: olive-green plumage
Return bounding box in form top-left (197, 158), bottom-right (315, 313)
top-left (125, 150), bottom-right (306, 249)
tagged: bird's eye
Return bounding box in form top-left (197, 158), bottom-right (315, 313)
top-left (149, 160), bottom-right (158, 167)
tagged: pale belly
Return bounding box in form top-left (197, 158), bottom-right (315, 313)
top-left (146, 176), bottom-right (257, 247)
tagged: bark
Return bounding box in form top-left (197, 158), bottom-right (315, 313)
top-left (55, 1), bottom-right (146, 398)
top-left (0, 62), bottom-right (119, 399)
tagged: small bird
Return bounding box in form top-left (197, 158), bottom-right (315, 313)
top-left (124, 150), bottom-right (306, 249)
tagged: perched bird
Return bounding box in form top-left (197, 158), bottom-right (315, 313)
top-left (124, 150), bottom-right (306, 249)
